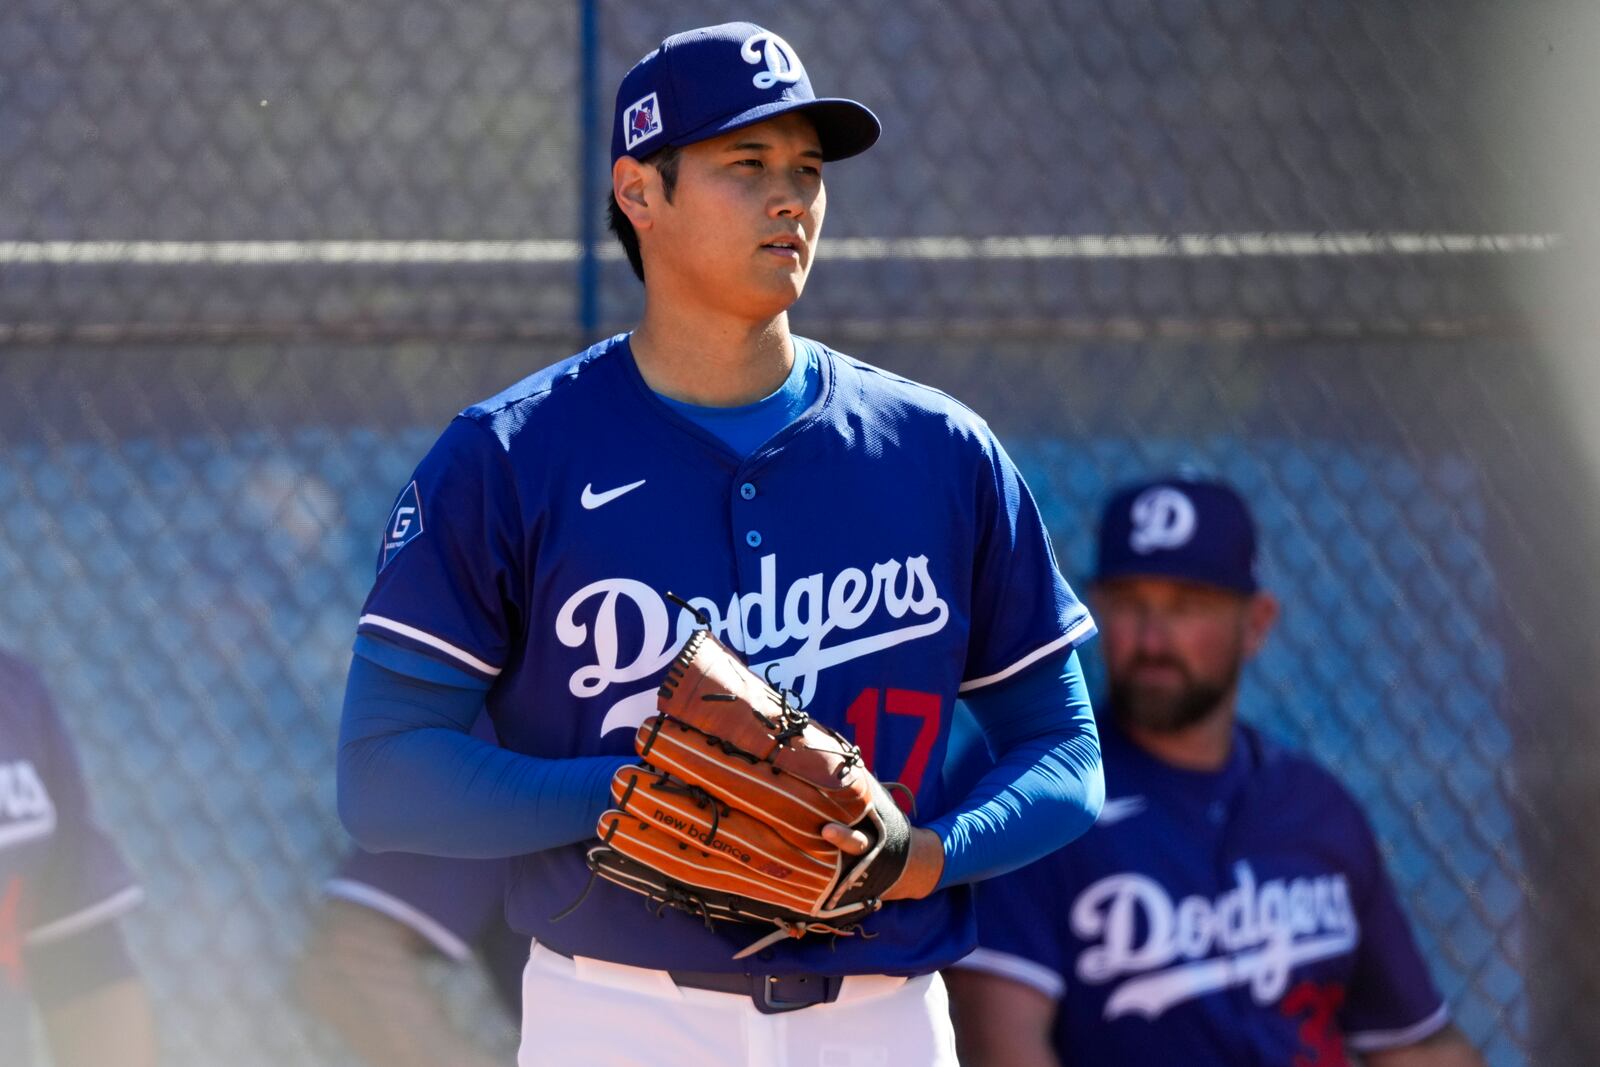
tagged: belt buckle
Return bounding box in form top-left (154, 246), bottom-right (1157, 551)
top-left (754, 973), bottom-right (842, 1015)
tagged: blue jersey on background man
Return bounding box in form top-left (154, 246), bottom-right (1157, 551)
top-left (959, 720), bottom-right (1447, 1063)
top-left (947, 477), bottom-right (1483, 1067)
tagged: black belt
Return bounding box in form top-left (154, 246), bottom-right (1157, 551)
top-left (543, 945), bottom-right (844, 1015)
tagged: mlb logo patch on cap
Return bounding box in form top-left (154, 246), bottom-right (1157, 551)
top-left (623, 92), bottom-right (662, 152)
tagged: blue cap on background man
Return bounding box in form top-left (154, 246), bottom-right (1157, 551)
top-left (1094, 477), bottom-right (1259, 594)
top-left (612, 22), bottom-right (881, 165)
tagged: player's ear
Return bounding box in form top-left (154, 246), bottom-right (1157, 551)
top-left (612, 156), bottom-right (656, 232)
top-left (1242, 590), bottom-right (1279, 657)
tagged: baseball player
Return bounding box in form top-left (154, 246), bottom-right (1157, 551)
top-left (337, 21), bottom-right (1103, 1066)
top-left (0, 647), bottom-right (157, 1067)
top-left (944, 477), bottom-right (1486, 1067)
top-left (300, 714), bottom-right (521, 1067)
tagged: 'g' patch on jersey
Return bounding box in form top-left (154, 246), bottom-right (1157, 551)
top-left (381, 481), bottom-right (424, 571)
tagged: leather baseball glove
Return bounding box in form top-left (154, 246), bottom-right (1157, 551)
top-left (586, 622), bottom-right (913, 958)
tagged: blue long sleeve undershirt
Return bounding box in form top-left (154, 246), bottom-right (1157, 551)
top-left (337, 640), bottom-right (1103, 881)
top-left (926, 650), bottom-right (1103, 888)
top-left (337, 650), bottom-right (632, 857)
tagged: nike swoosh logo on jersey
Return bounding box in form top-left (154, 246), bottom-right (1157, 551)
top-left (1096, 795), bottom-right (1147, 826)
top-left (581, 479), bottom-right (647, 510)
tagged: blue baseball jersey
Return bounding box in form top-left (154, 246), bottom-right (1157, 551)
top-left (0, 650), bottom-right (142, 1065)
top-left (957, 721), bottom-right (1448, 1064)
top-left (356, 333), bottom-right (1093, 975)
top-left (328, 713), bottom-right (524, 1014)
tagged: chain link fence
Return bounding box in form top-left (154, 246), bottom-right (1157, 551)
top-left (3, 1), bottom-right (1593, 1065)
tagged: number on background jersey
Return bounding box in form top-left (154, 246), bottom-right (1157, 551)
top-left (1282, 980), bottom-right (1349, 1067)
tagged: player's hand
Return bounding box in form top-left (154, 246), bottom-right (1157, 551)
top-left (822, 823), bottom-right (945, 901)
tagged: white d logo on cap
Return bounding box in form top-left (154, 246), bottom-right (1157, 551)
top-left (741, 31), bottom-right (805, 90)
top-left (1129, 487), bottom-right (1197, 554)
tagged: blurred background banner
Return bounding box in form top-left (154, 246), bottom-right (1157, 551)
top-left (2, 2), bottom-right (1594, 1064)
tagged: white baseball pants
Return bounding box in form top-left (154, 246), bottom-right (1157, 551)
top-left (517, 942), bottom-right (959, 1067)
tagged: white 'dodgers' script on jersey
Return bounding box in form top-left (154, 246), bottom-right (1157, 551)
top-left (1072, 862), bottom-right (1359, 1020)
top-left (555, 552), bottom-right (951, 735)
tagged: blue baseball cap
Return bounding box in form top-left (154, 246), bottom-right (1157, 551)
top-left (1094, 477), bottom-right (1259, 594)
top-left (611, 22), bottom-right (881, 165)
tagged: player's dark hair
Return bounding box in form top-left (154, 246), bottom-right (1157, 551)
top-left (608, 144), bottom-right (683, 283)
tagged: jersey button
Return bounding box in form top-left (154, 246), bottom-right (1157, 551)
top-left (745, 530), bottom-right (763, 548)
top-left (739, 482), bottom-right (757, 500)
